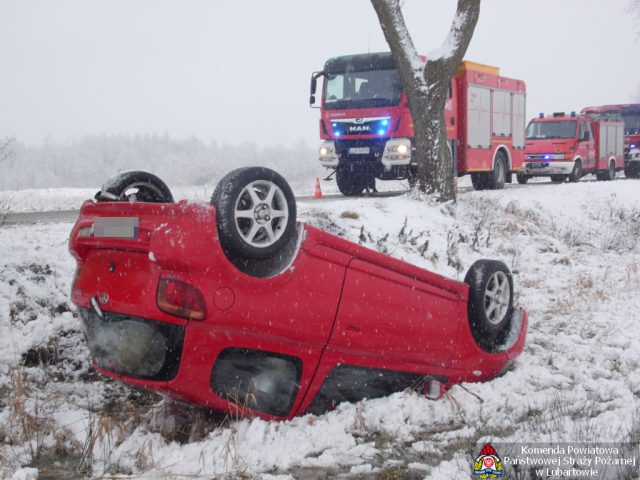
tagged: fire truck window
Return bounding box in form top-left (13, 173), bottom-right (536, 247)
top-left (323, 69), bottom-right (402, 110)
top-left (325, 74), bottom-right (344, 104)
top-left (585, 121), bottom-right (593, 140)
top-left (447, 82), bottom-right (453, 99)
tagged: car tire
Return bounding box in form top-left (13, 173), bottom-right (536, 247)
top-left (211, 167), bottom-right (297, 260)
top-left (464, 259), bottom-right (514, 352)
top-left (568, 161), bottom-right (582, 183)
top-left (336, 167), bottom-right (365, 196)
top-left (96, 171), bottom-right (174, 203)
top-left (550, 175), bottom-right (566, 184)
top-left (516, 173), bottom-right (529, 185)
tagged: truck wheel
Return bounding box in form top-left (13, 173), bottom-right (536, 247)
top-left (516, 173), bottom-right (529, 185)
top-left (550, 175), bottom-right (566, 183)
top-left (336, 167), bottom-right (365, 196)
top-left (486, 151), bottom-right (507, 190)
top-left (211, 167), bottom-right (297, 260)
top-left (597, 161), bottom-right (616, 181)
top-left (568, 161), bottom-right (582, 183)
top-left (464, 260), bottom-right (514, 352)
top-left (625, 163), bottom-right (640, 179)
top-left (471, 173), bottom-right (488, 190)
top-left (95, 171), bottom-right (174, 203)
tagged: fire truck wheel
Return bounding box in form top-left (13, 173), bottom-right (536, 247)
top-left (625, 163), bottom-right (640, 178)
top-left (95, 171), bottom-right (174, 203)
top-left (464, 259), bottom-right (514, 352)
top-left (336, 167), bottom-right (365, 196)
top-left (550, 175), bottom-right (566, 184)
top-left (211, 167), bottom-right (297, 260)
top-left (471, 173), bottom-right (488, 190)
top-left (516, 173), bottom-right (529, 185)
top-left (487, 151), bottom-right (507, 190)
top-left (597, 161), bottom-right (616, 181)
top-left (568, 161), bottom-right (582, 183)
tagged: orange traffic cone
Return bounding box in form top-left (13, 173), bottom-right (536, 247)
top-left (314, 177), bottom-right (323, 198)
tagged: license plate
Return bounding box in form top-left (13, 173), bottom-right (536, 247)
top-left (527, 162), bottom-right (548, 169)
top-left (348, 147), bottom-right (370, 155)
top-left (93, 217), bottom-right (139, 239)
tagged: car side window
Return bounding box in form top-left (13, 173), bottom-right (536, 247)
top-left (210, 348), bottom-right (302, 417)
top-left (306, 365), bottom-right (426, 415)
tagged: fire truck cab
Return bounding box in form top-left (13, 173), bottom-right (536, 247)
top-left (522, 112), bottom-right (624, 183)
top-left (581, 104), bottom-right (640, 179)
top-left (309, 53), bottom-right (527, 195)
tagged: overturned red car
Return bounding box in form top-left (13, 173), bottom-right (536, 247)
top-left (69, 167), bottom-right (527, 420)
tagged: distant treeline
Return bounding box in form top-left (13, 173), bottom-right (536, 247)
top-left (0, 134), bottom-right (319, 190)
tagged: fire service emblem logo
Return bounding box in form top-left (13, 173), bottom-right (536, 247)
top-left (474, 443), bottom-right (503, 478)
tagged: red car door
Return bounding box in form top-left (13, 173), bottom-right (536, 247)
top-left (296, 257), bottom-right (465, 414)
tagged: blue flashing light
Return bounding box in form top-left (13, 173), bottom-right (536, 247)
top-left (377, 129), bottom-right (385, 135)
top-left (632, 144), bottom-right (637, 148)
top-left (381, 119), bottom-right (389, 127)
top-left (335, 131), bottom-right (341, 137)
top-left (331, 123), bottom-right (337, 128)
top-left (544, 154), bottom-right (551, 160)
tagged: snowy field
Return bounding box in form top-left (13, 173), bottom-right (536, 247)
top-left (1, 177), bottom-right (640, 479)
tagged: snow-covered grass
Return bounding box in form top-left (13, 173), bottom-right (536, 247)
top-left (1, 179), bottom-right (640, 479)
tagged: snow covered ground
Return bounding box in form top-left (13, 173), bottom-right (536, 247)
top-left (1, 177), bottom-right (639, 479)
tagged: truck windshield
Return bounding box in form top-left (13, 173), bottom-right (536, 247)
top-left (621, 112), bottom-right (640, 135)
top-left (526, 121), bottom-right (577, 140)
top-left (324, 69), bottom-right (402, 110)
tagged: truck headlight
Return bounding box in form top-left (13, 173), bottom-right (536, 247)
top-left (382, 138), bottom-right (412, 167)
top-left (318, 141), bottom-right (339, 167)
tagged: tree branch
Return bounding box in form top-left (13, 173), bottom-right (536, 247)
top-left (426, 0), bottom-right (480, 86)
top-left (370, 0), bottom-right (426, 93)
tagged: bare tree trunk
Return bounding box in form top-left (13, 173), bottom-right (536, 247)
top-left (371, 0), bottom-right (480, 202)
top-left (0, 136), bottom-right (15, 165)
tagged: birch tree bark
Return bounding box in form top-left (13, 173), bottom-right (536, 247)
top-left (371, 0), bottom-right (480, 202)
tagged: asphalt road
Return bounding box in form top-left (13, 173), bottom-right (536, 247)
top-left (0, 177), bottom-right (625, 225)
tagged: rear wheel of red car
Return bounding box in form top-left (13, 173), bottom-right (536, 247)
top-left (550, 174), bottom-right (566, 184)
top-left (464, 260), bottom-right (514, 352)
top-left (211, 167), bottom-right (297, 260)
top-left (96, 171), bottom-right (174, 203)
top-left (516, 173), bottom-right (529, 185)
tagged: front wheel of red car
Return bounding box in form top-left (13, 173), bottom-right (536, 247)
top-left (95, 171), bottom-right (174, 203)
top-left (211, 167), bottom-right (297, 260)
top-left (464, 260), bottom-right (514, 353)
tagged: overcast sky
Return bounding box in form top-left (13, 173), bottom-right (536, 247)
top-left (1, 0), bottom-right (638, 147)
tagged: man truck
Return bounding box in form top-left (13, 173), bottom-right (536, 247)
top-left (309, 53), bottom-right (527, 195)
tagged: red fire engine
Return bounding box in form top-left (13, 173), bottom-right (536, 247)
top-left (309, 53), bottom-right (527, 195)
top-left (521, 111), bottom-right (624, 183)
top-left (581, 104), bottom-right (640, 178)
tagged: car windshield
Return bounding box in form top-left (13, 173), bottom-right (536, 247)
top-left (621, 112), bottom-right (640, 135)
top-left (526, 120), bottom-right (577, 139)
top-left (324, 69), bottom-right (403, 110)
